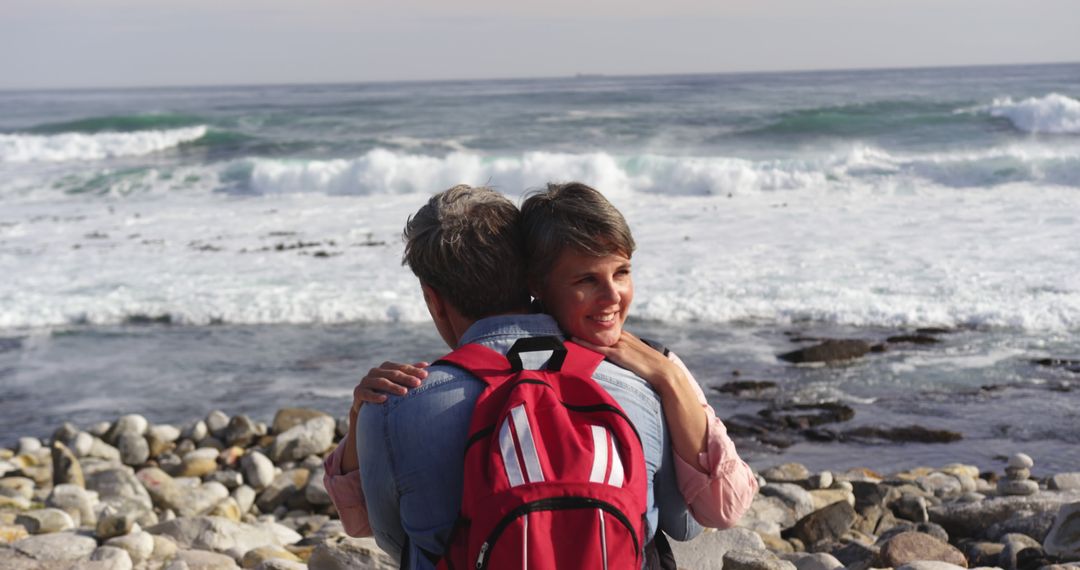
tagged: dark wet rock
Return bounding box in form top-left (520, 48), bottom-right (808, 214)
top-left (887, 334), bottom-right (942, 345)
top-left (759, 402), bottom-right (855, 429)
top-left (841, 425), bottom-right (962, 444)
top-left (1031, 358), bottom-right (1080, 373)
top-left (916, 327), bottom-right (954, 335)
top-left (785, 500), bottom-right (857, 546)
top-left (890, 494), bottom-right (930, 523)
top-left (877, 531), bottom-right (967, 568)
top-left (715, 380), bottom-right (780, 399)
top-left (778, 340), bottom-right (872, 364)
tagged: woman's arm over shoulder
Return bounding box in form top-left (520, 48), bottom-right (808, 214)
top-left (323, 440), bottom-right (373, 537)
top-left (667, 351), bottom-right (759, 529)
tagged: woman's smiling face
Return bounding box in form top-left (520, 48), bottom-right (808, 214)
top-left (538, 247), bottom-right (634, 347)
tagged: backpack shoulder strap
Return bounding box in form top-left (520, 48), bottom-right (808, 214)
top-left (433, 343), bottom-right (515, 387)
top-left (560, 341), bottom-right (606, 379)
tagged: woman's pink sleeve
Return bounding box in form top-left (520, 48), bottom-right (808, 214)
top-left (668, 352), bottom-right (759, 529)
top-left (323, 440), bottom-right (373, 537)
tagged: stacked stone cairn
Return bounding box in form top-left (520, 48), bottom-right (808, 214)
top-left (3, 408), bottom-right (1080, 570)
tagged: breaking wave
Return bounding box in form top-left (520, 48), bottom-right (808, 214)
top-left (974, 93), bottom-right (1080, 134)
top-left (0, 126), bottom-right (208, 163)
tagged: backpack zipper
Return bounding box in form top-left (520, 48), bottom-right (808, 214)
top-left (474, 497), bottom-right (640, 569)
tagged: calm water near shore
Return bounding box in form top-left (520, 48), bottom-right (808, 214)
top-left (3, 320), bottom-right (1077, 474)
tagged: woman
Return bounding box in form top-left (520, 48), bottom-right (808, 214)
top-left (324, 182), bottom-right (757, 539)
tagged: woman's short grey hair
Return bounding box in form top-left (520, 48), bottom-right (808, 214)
top-left (402, 184), bottom-right (530, 319)
top-left (520, 182), bottom-right (636, 286)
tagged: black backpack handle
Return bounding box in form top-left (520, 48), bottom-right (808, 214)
top-left (505, 336), bottom-right (566, 372)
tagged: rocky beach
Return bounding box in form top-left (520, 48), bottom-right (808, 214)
top-left (2, 404), bottom-right (1080, 570)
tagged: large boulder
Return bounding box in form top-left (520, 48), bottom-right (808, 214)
top-left (668, 528), bottom-right (766, 570)
top-left (930, 491), bottom-right (1080, 539)
top-left (724, 549), bottom-right (797, 570)
top-left (13, 532), bottom-right (98, 561)
top-left (146, 516), bottom-right (294, 561)
top-left (46, 484), bottom-right (99, 527)
top-left (15, 508), bottom-right (76, 534)
top-left (271, 408), bottom-right (332, 435)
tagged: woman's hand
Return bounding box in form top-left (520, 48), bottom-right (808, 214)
top-left (572, 332), bottom-right (680, 392)
top-left (341, 361), bottom-right (428, 473)
top-left (574, 332), bottom-right (708, 471)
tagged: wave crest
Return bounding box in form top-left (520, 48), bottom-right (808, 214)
top-left (0, 126), bottom-right (208, 163)
top-left (978, 93), bottom-right (1080, 134)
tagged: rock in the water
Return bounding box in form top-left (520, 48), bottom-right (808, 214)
top-left (89, 546), bottom-right (134, 570)
top-left (15, 508), bottom-right (76, 534)
top-left (1049, 473), bottom-right (1080, 491)
top-left (271, 408), bottom-right (332, 435)
top-left (13, 532), bottom-right (98, 561)
top-left (269, 417), bottom-right (336, 463)
top-left (877, 531), bottom-right (967, 568)
top-left (715, 381), bottom-right (780, 399)
top-left (842, 425), bottom-right (962, 443)
top-left (723, 549), bottom-right (797, 570)
top-left (886, 334), bottom-right (941, 345)
top-left (241, 451), bottom-right (275, 491)
top-left (786, 500), bottom-right (857, 546)
top-left (52, 440), bottom-right (85, 488)
top-left (778, 340), bottom-right (871, 364)
top-left (668, 528), bottom-right (766, 570)
top-left (1044, 501), bottom-right (1080, 559)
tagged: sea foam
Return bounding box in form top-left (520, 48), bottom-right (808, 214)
top-left (978, 93), bottom-right (1080, 134)
top-left (0, 126), bottom-right (208, 162)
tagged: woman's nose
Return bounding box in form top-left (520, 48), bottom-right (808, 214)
top-left (598, 279), bottom-right (621, 304)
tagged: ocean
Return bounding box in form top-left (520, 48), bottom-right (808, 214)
top-left (2, 63), bottom-right (1079, 473)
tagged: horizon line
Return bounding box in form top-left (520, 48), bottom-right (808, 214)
top-left (2, 59), bottom-right (1079, 94)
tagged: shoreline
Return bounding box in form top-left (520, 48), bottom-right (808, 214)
top-left (2, 408), bottom-right (1079, 569)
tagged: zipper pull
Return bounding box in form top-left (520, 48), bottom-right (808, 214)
top-left (475, 542), bottom-right (489, 569)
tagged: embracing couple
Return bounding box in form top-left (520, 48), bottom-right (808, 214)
top-left (323, 182), bottom-right (758, 569)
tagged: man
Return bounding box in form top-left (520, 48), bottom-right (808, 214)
top-left (351, 185), bottom-right (701, 568)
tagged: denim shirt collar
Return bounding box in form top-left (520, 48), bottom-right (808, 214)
top-left (457, 313), bottom-right (564, 347)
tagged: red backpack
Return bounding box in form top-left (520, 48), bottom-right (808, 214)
top-left (433, 336), bottom-right (648, 570)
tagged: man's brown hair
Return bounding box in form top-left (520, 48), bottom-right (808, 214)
top-left (402, 185), bottom-right (530, 319)
top-left (520, 182), bottom-right (636, 286)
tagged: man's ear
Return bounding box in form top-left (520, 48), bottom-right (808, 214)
top-left (421, 283), bottom-right (447, 320)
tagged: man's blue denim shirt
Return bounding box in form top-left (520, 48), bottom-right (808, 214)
top-left (356, 313), bottom-right (702, 569)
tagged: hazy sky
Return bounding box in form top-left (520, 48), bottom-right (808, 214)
top-left (2, 0), bottom-right (1078, 89)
